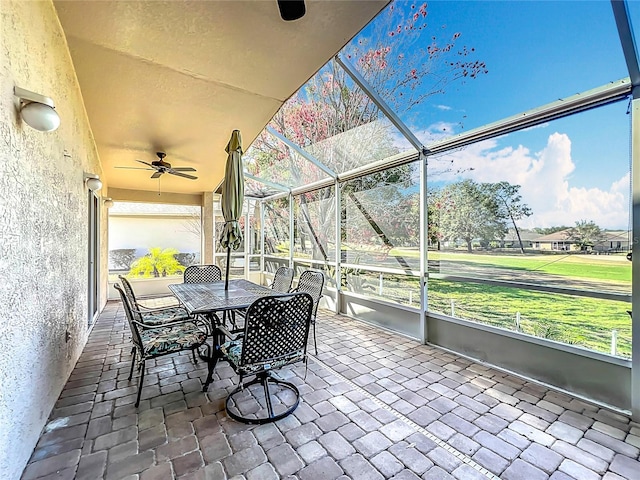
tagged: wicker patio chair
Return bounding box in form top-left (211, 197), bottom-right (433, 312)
top-left (291, 270), bottom-right (325, 355)
top-left (271, 266), bottom-right (295, 293)
top-left (115, 283), bottom-right (212, 407)
top-left (217, 292), bottom-right (313, 424)
top-left (183, 264), bottom-right (222, 283)
top-left (235, 266), bottom-right (294, 319)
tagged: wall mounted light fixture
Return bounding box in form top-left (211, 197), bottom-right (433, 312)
top-left (84, 173), bottom-right (102, 191)
top-left (103, 198), bottom-right (114, 208)
top-left (14, 86), bottom-right (60, 132)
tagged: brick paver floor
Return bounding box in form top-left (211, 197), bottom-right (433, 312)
top-left (21, 301), bottom-right (640, 479)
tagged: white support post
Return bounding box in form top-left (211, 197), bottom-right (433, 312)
top-left (260, 200), bottom-right (265, 285)
top-left (334, 179), bottom-right (342, 314)
top-left (632, 94), bottom-right (640, 420)
top-left (419, 151), bottom-right (429, 344)
top-left (289, 192), bottom-right (294, 270)
top-left (611, 330), bottom-right (618, 356)
top-left (244, 200), bottom-right (250, 280)
top-left (450, 299), bottom-right (455, 317)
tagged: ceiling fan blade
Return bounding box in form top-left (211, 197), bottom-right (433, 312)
top-left (151, 171), bottom-right (163, 179)
top-left (172, 167), bottom-right (197, 172)
top-left (136, 160), bottom-right (156, 168)
top-left (169, 170), bottom-right (198, 180)
top-left (115, 166), bottom-right (153, 170)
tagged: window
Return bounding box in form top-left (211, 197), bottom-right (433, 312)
top-left (427, 100), bottom-right (632, 357)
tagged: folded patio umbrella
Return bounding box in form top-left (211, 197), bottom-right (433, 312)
top-left (219, 129), bottom-right (244, 290)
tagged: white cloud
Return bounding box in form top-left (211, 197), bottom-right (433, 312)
top-left (436, 104), bottom-right (452, 111)
top-left (431, 132), bottom-right (630, 230)
top-left (521, 122), bottom-right (550, 132)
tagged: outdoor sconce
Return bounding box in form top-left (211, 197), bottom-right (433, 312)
top-left (84, 173), bottom-right (102, 191)
top-left (103, 198), bottom-right (114, 208)
top-left (14, 86), bottom-right (60, 132)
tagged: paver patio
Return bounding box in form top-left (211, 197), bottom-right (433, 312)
top-left (20, 301), bottom-right (640, 479)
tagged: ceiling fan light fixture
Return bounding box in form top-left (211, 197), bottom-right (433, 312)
top-left (278, 0), bottom-right (305, 21)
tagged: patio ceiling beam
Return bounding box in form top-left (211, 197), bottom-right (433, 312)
top-left (336, 53), bottom-right (427, 155)
top-left (266, 126), bottom-right (337, 179)
top-left (611, 0), bottom-right (640, 95)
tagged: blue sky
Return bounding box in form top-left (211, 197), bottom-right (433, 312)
top-left (346, 0), bottom-right (634, 230)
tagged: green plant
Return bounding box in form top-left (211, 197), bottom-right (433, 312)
top-left (128, 247), bottom-right (185, 278)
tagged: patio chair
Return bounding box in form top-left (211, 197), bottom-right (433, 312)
top-left (271, 266), bottom-right (295, 293)
top-left (118, 275), bottom-right (191, 327)
top-left (183, 264), bottom-right (237, 328)
top-left (291, 270), bottom-right (325, 355)
top-left (183, 264), bottom-right (222, 283)
top-left (235, 267), bottom-right (295, 319)
top-left (115, 283), bottom-right (212, 407)
top-left (217, 292), bottom-right (313, 424)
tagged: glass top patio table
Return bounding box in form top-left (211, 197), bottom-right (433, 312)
top-left (168, 278), bottom-right (278, 315)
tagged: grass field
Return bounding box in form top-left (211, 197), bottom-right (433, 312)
top-left (346, 249), bottom-right (632, 358)
top-left (427, 250), bottom-right (631, 284)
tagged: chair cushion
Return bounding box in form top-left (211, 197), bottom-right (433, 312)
top-left (142, 307), bottom-right (191, 327)
top-left (142, 323), bottom-right (206, 357)
top-left (220, 339), bottom-right (304, 375)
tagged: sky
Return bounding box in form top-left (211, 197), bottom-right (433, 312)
top-left (345, 0), bottom-right (634, 230)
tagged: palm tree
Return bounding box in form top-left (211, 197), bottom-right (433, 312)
top-left (129, 247), bottom-right (185, 278)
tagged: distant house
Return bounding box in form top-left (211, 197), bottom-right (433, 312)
top-left (501, 229), bottom-right (543, 249)
top-left (534, 229), bottom-right (630, 253)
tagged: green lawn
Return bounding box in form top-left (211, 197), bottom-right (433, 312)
top-left (345, 249), bottom-right (632, 358)
top-left (428, 280), bottom-right (631, 357)
top-left (426, 251), bottom-right (631, 283)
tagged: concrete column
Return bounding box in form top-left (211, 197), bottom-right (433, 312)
top-left (202, 191), bottom-right (215, 263)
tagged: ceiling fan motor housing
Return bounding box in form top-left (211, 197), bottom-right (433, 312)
top-left (153, 152), bottom-right (171, 169)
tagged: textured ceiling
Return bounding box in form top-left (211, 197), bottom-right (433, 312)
top-left (54, 0), bottom-right (388, 196)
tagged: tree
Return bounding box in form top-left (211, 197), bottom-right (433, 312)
top-left (345, 1), bottom-right (487, 124)
top-left (487, 182), bottom-right (532, 254)
top-left (180, 211), bottom-right (202, 238)
top-left (129, 247), bottom-right (185, 278)
top-left (533, 226), bottom-right (570, 235)
top-left (109, 249), bottom-right (137, 271)
top-left (566, 220), bottom-right (605, 251)
top-left (250, 1), bottom-right (487, 263)
top-left (434, 180), bottom-right (506, 252)
top-left (427, 188), bottom-right (443, 249)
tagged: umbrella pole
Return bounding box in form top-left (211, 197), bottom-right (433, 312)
top-left (225, 246), bottom-right (231, 290)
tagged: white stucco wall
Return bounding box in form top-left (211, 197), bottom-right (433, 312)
top-left (109, 215), bottom-right (201, 254)
top-left (0, 1), bottom-right (106, 478)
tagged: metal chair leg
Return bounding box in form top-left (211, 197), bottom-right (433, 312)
top-left (128, 347), bottom-right (137, 381)
top-left (135, 359), bottom-right (145, 407)
top-left (312, 319), bottom-right (317, 355)
top-left (202, 344), bottom-right (218, 392)
top-left (192, 348), bottom-right (198, 364)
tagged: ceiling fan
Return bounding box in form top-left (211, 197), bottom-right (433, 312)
top-left (116, 152), bottom-right (198, 180)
